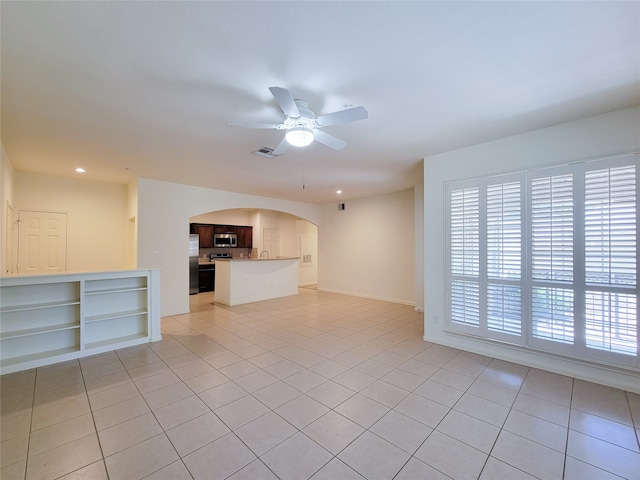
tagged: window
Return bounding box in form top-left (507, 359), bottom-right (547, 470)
top-left (449, 185), bottom-right (479, 328)
top-left (584, 164), bottom-right (638, 358)
top-left (486, 181), bottom-right (522, 337)
top-left (446, 155), bottom-right (638, 368)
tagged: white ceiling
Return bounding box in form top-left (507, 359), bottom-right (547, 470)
top-left (2, 1), bottom-right (639, 204)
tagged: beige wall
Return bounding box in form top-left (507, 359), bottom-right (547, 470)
top-left (318, 189), bottom-right (416, 305)
top-left (13, 172), bottom-right (129, 273)
top-left (423, 106), bottom-right (640, 391)
top-left (1, 145), bottom-right (16, 275)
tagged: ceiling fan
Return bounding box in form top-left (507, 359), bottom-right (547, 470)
top-left (229, 87), bottom-right (368, 155)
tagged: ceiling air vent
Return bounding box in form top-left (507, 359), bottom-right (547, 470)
top-left (253, 146), bottom-right (278, 158)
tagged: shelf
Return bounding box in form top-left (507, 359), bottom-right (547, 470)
top-left (0, 346), bottom-right (80, 368)
top-left (84, 287), bottom-right (147, 296)
top-left (1, 300), bottom-right (80, 314)
top-left (84, 276), bottom-right (148, 295)
top-left (85, 309), bottom-right (147, 323)
top-left (85, 333), bottom-right (148, 350)
top-left (1, 269), bottom-right (159, 374)
top-left (0, 322), bottom-right (80, 340)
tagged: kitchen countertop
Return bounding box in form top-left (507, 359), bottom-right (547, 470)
top-left (214, 256), bottom-right (300, 262)
top-left (198, 257), bottom-right (299, 265)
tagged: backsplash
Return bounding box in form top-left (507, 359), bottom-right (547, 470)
top-left (199, 246), bottom-right (256, 259)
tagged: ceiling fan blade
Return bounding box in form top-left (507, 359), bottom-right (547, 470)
top-left (313, 130), bottom-right (347, 150)
top-left (271, 135), bottom-right (290, 155)
top-left (227, 122), bottom-right (284, 129)
top-left (269, 87), bottom-right (300, 118)
top-left (316, 106), bottom-right (368, 127)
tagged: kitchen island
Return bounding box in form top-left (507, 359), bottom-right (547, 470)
top-left (214, 257), bottom-right (299, 306)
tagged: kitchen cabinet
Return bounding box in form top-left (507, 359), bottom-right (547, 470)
top-left (0, 270), bottom-right (161, 374)
top-left (214, 225), bottom-right (236, 234)
top-left (190, 224), bottom-right (214, 248)
top-left (191, 223), bottom-right (252, 248)
top-left (236, 226), bottom-right (253, 248)
top-left (199, 264), bottom-right (215, 292)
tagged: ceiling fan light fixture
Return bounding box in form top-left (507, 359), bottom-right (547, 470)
top-left (286, 126), bottom-right (314, 147)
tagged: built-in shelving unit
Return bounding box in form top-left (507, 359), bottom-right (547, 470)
top-left (84, 276), bottom-right (149, 349)
top-left (0, 270), bottom-right (161, 374)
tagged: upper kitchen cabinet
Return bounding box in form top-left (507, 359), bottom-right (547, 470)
top-left (192, 223), bottom-right (252, 248)
top-left (190, 223), bottom-right (214, 248)
top-left (236, 226), bottom-right (253, 248)
top-left (214, 225), bottom-right (236, 234)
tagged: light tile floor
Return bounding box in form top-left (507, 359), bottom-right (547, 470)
top-left (2, 289), bottom-right (639, 479)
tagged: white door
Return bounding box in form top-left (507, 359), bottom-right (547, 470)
top-left (18, 211), bottom-right (67, 275)
top-left (263, 228), bottom-right (279, 258)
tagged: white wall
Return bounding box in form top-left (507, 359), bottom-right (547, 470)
top-left (423, 106), bottom-right (640, 391)
top-left (414, 183), bottom-right (424, 311)
top-left (136, 179), bottom-right (323, 316)
top-left (13, 172), bottom-right (129, 274)
top-left (1, 145), bottom-right (16, 275)
top-left (191, 210), bottom-right (252, 225)
top-left (318, 189), bottom-right (416, 305)
top-left (297, 220), bottom-right (318, 286)
top-left (126, 181), bottom-right (139, 269)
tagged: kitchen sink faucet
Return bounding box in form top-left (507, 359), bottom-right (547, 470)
top-left (260, 250), bottom-right (269, 259)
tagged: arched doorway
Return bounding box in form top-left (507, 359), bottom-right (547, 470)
top-left (188, 208), bottom-right (318, 298)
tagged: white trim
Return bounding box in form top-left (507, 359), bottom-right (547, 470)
top-left (317, 287), bottom-right (416, 307)
top-left (433, 330), bottom-right (640, 393)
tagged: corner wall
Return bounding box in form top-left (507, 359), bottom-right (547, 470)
top-left (318, 189), bottom-right (416, 305)
top-left (423, 106), bottom-right (640, 391)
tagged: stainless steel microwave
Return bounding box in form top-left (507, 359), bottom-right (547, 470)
top-left (214, 233), bottom-right (237, 247)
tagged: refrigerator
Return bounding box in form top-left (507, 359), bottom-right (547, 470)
top-left (189, 234), bottom-right (199, 294)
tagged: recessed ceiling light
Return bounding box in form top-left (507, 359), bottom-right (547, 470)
top-left (75, 168), bottom-right (85, 173)
top-left (336, 190), bottom-right (342, 195)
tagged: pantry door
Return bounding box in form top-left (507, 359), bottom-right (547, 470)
top-left (262, 228), bottom-right (279, 258)
top-left (18, 210), bottom-right (67, 275)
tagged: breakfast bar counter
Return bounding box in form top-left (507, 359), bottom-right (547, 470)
top-left (214, 257), bottom-right (299, 306)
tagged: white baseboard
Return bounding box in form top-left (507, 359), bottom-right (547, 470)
top-left (426, 331), bottom-right (640, 393)
top-left (317, 287), bottom-right (415, 307)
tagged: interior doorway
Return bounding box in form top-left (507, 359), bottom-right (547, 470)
top-left (17, 210), bottom-right (68, 275)
top-left (262, 228), bottom-right (279, 258)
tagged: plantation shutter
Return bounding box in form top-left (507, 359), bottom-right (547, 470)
top-left (446, 154), bottom-right (638, 368)
top-left (486, 180), bottom-right (523, 337)
top-left (449, 185), bottom-right (480, 329)
top-left (530, 172), bottom-right (575, 346)
top-left (584, 164), bottom-right (637, 357)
